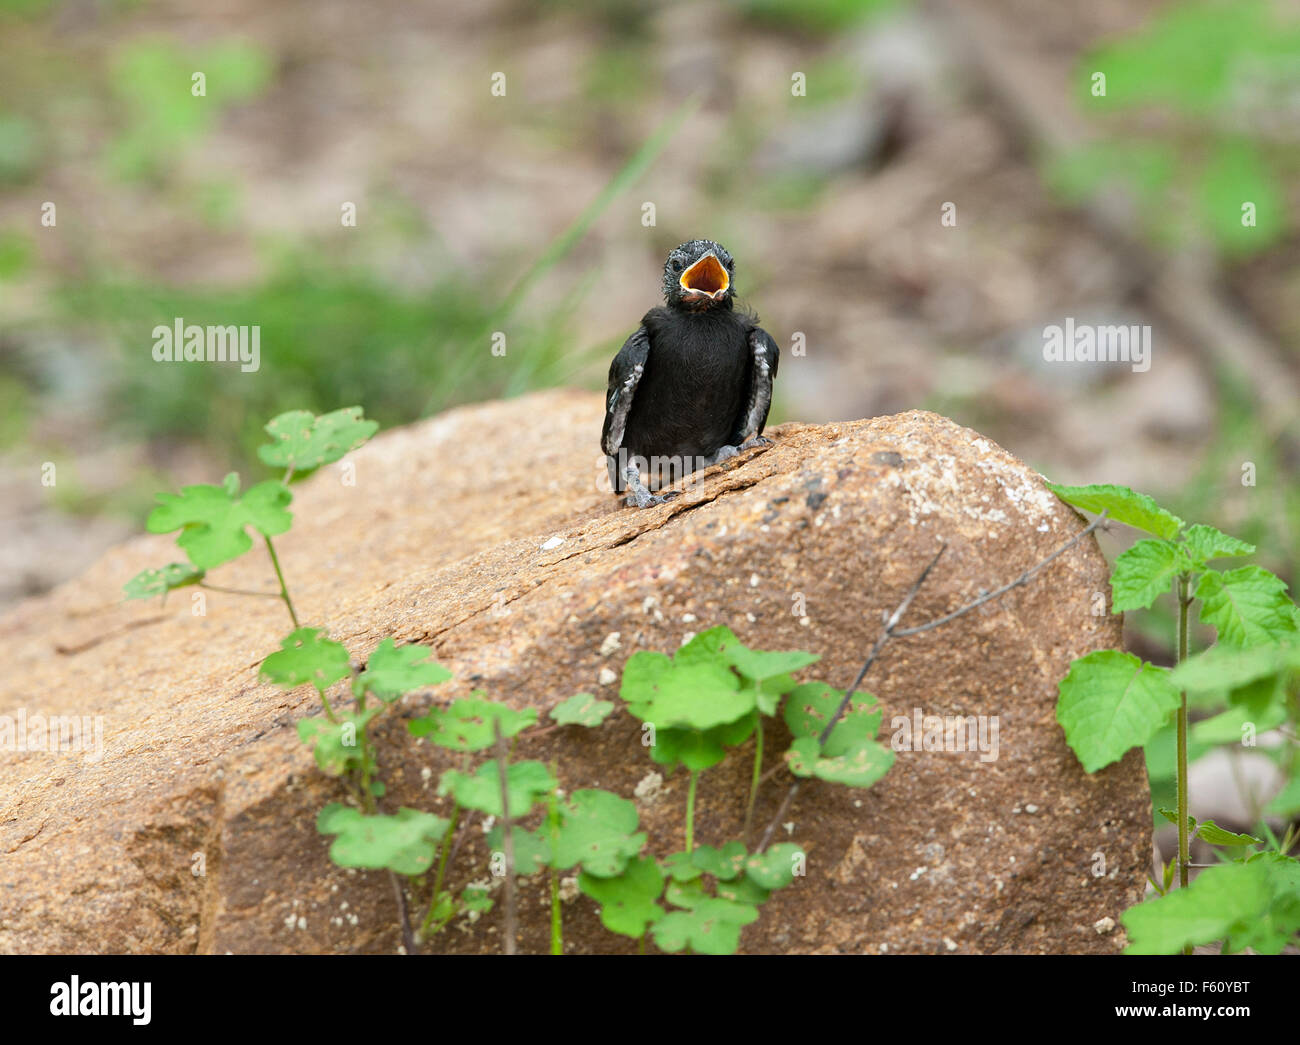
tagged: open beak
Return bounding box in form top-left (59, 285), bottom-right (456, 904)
top-left (679, 253), bottom-right (730, 299)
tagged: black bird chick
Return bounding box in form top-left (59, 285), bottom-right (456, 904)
top-left (601, 239), bottom-right (780, 508)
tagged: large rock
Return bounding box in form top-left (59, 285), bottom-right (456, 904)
top-left (0, 391), bottom-right (1149, 954)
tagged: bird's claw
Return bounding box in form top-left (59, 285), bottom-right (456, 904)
top-left (626, 488), bottom-right (679, 509)
top-left (738, 435), bottom-right (773, 452)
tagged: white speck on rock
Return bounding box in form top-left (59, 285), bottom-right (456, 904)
top-left (600, 632), bottom-right (621, 656)
top-left (681, 613), bottom-right (697, 623)
top-left (634, 771), bottom-right (664, 804)
top-left (598, 667), bottom-right (617, 686)
top-left (1094, 917), bottom-right (1116, 935)
top-left (540, 536), bottom-right (564, 551)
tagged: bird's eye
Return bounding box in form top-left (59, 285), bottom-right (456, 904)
top-left (671, 259), bottom-right (683, 272)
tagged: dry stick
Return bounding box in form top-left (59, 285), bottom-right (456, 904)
top-left (757, 542), bottom-right (948, 853)
top-left (892, 510), bottom-right (1109, 638)
top-left (756, 511), bottom-right (1109, 853)
top-left (493, 720), bottom-right (518, 955)
top-left (389, 870), bottom-right (418, 955)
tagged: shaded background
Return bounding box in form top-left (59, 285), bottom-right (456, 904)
top-left (1, 0), bottom-right (1297, 852)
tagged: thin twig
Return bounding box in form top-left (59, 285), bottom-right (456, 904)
top-left (756, 509), bottom-right (1109, 852)
top-left (757, 544), bottom-right (948, 852)
top-left (445, 808), bottom-right (477, 871)
top-left (893, 511), bottom-right (1107, 637)
top-left (389, 870), bottom-right (417, 955)
top-left (493, 720), bottom-right (518, 955)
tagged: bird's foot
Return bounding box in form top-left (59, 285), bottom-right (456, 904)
top-left (622, 464), bottom-right (679, 509)
top-left (699, 436), bottom-right (772, 469)
top-left (625, 488), bottom-right (679, 509)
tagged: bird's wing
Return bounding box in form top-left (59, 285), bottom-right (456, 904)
top-left (601, 325), bottom-right (651, 456)
top-left (735, 326), bottom-right (780, 442)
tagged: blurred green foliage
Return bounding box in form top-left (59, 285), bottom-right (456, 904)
top-left (734, 0), bottom-right (901, 34)
top-left (106, 36), bottom-right (272, 182)
top-left (58, 253), bottom-right (597, 473)
top-left (1052, 0), bottom-right (1300, 257)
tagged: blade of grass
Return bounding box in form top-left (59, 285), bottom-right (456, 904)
top-left (422, 92), bottom-right (703, 416)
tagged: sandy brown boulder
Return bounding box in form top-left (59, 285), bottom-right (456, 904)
top-left (0, 390), bottom-right (1148, 954)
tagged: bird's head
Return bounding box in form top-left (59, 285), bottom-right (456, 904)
top-left (662, 239), bottom-right (735, 311)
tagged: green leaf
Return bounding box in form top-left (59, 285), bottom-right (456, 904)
top-left (257, 407), bottom-right (379, 474)
top-left (689, 842), bottom-right (748, 881)
top-left (260, 627), bottom-right (351, 695)
top-left (1170, 642), bottom-right (1300, 694)
top-left (1109, 539), bottom-right (1187, 612)
top-left (620, 646), bottom-right (754, 731)
top-left (651, 898), bottom-right (760, 955)
top-left (549, 692), bottom-right (615, 727)
top-left (485, 824), bottom-right (552, 875)
top-left (1194, 820), bottom-right (1261, 848)
top-left (783, 682), bottom-right (881, 756)
top-left (676, 626), bottom-right (819, 715)
top-left (1195, 566), bottom-right (1298, 648)
top-left (409, 694), bottom-right (538, 751)
top-left (647, 715), bottom-right (757, 773)
top-left (664, 877), bottom-right (709, 909)
top-left (438, 760), bottom-right (555, 819)
top-left (662, 851), bottom-right (703, 883)
top-left (1123, 853), bottom-right (1300, 955)
top-left (1190, 700), bottom-right (1286, 746)
top-left (578, 856), bottom-right (665, 938)
top-left (743, 844), bottom-right (805, 890)
top-left (316, 804), bottom-right (449, 875)
top-left (460, 884), bottom-right (494, 914)
top-left (1264, 776), bottom-right (1300, 818)
top-left (1144, 720), bottom-right (1212, 784)
top-left (1056, 650), bottom-right (1180, 772)
top-left (298, 708), bottom-right (380, 775)
top-left (1157, 807), bottom-right (1195, 833)
top-left (146, 475), bottom-right (292, 570)
top-left (1044, 482), bottom-right (1183, 539)
top-left (551, 789), bottom-right (646, 877)
top-left (716, 875), bottom-right (770, 905)
top-left (786, 735), bottom-right (894, 788)
top-left (355, 638), bottom-right (451, 702)
top-left (123, 562), bottom-right (204, 600)
top-left (1181, 524), bottom-right (1255, 566)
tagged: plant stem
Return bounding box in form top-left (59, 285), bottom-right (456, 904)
top-left (1175, 572), bottom-right (1192, 955)
top-left (744, 716), bottom-right (763, 842)
top-left (263, 536), bottom-right (300, 628)
top-left (685, 770), bottom-right (699, 854)
top-left (197, 583), bottom-right (283, 598)
top-left (421, 803), bottom-right (460, 934)
top-left (548, 762), bottom-right (562, 955)
top-left (493, 720), bottom-right (518, 955)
